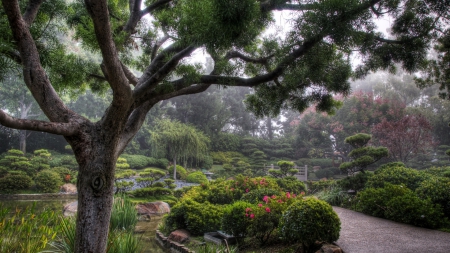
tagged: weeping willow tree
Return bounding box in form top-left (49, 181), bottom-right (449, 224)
top-left (150, 119), bottom-right (210, 180)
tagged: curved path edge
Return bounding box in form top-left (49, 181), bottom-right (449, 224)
top-left (333, 207), bottom-right (450, 253)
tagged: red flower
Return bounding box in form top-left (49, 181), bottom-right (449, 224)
top-left (263, 196), bottom-right (269, 203)
top-left (245, 213), bottom-right (249, 217)
top-left (258, 203), bottom-right (263, 207)
top-left (286, 192), bottom-right (291, 198)
top-left (271, 195), bottom-right (276, 199)
top-left (246, 188), bottom-right (249, 193)
top-left (245, 207), bottom-right (252, 213)
top-left (265, 207), bottom-right (271, 213)
top-left (300, 191), bottom-right (305, 196)
top-left (277, 200), bottom-right (283, 203)
top-left (250, 214), bottom-right (255, 219)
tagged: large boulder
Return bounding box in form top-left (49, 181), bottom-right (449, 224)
top-left (63, 201), bottom-right (78, 217)
top-left (136, 201), bottom-right (170, 216)
top-left (60, 183), bottom-right (77, 194)
top-left (168, 229), bottom-right (190, 244)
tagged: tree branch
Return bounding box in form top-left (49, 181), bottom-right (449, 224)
top-left (225, 51), bottom-right (275, 64)
top-left (0, 109), bottom-right (78, 136)
top-left (121, 62), bottom-right (138, 86)
top-left (23, 0), bottom-right (45, 26)
top-left (151, 35), bottom-right (169, 61)
top-left (141, 0), bottom-right (172, 17)
top-left (2, 0), bottom-right (77, 123)
top-left (134, 45), bottom-right (196, 103)
top-left (84, 0), bottom-right (131, 102)
top-left (116, 101), bottom-right (154, 155)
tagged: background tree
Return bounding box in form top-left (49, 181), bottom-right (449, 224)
top-left (372, 114), bottom-right (436, 164)
top-left (150, 119), bottom-right (209, 180)
top-left (268, 160), bottom-right (298, 178)
top-left (0, 0), bottom-right (445, 251)
top-left (339, 133), bottom-right (388, 175)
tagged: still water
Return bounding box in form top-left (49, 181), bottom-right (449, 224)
top-left (0, 199), bottom-right (167, 253)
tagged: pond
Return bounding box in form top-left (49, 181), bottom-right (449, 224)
top-left (0, 199), bottom-right (168, 253)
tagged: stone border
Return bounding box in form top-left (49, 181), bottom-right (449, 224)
top-left (155, 230), bottom-right (194, 253)
top-left (0, 193), bottom-right (78, 200)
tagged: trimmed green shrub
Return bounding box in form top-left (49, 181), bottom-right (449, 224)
top-left (384, 192), bottom-right (446, 228)
top-left (337, 172), bottom-right (373, 192)
top-left (276, 177), bottom-right (306, 194)
top-left (357, 183), bottom-right (447, 228)
top-left (168, 165), bottom-right (187, 180)
top-left (165, 199), bottom-right (223, 235)
top-left (52, 167), bottom-right (72, 182)
top-left (120, 154), bottom-right (149, 169)
top-left (241, 188), bottom-right (282, 204)
top-left (0, 166), bottom-right (8, 178)
top-left (368, 165), bottom-right (430, 190)
top-left (186, 171), bottom-right (208, 184)
top-left (131, 187), bottom-right (173, 197)
top-left (356, 184), bottom-right (411, 218)
top-left (221, 200), bottom-right (253, 237)
top-left (35, 170), bottom-right (62, 193)
top-left (280, 198), bottom-right (340, 253)
top-left (416, 176), bottom-right (450, 217)
top-left (0, 174), bottom-right (32, 193)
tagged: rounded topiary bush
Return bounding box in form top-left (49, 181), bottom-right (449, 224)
top-left (165, 199), bottom-right (223, 235)
top-left (0, 174), bottom-right (32, 193)
top-left (416, 176), bottom-right (450, 218)
top-left (280, 198), bottom-right (340, 253)
top-left (276, 176), bottom-right (306, 194)
top-left (186, 171), bottom-right (208, 184)
top-left (240, 188), bottom-right (282, 204)
top-left (35, 170), bottom-right (62, 193)
top-left (367, 165), bottom-right (430, 190)
top-left (169, 165), bottom-right (187, 180)
top-left (221, 200), bottom-right (253, 237)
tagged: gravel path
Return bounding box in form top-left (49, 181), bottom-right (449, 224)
top-left (333, 207), bottom-right (450, 253)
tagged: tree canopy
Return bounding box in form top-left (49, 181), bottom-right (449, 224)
top-left (0, 0), bottom-right (448, 252)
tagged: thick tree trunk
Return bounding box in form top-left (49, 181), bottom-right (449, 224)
top-left (68, 126), bottom-right (118, 253)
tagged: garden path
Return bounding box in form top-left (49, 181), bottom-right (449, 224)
top-left (333, 207), bottom-right (450, 253)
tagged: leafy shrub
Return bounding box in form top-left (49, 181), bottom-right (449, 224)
top-left (35, 170), bottom-right (62, 193)
top-left (152, 158), bottom-right (169, 169)
top-left (306, 180), bottom-right (336, 194)
top-left (221, 200), bottom-right (253, 237)
top-left (356, 184), bottom-right (411, 218)
top-left (368, 165), bottom-right (430, 190)
top-left (165, 199), bottom-right (223, 235)
top-left (296, 158), bottom-right (334, 168)
top-left (52, 167), bottom-right (72, 182)
top-left (131, 187), bottom-right (173, 197)
top-left (337, 172), bottom-right (373, 192)
top-left (357, 183), bottom-right (447, 228)
top-left (316, 186), bottom-right (353, 207)
top-left (275, 177), bottom-right (306, 194)
top-left (0, 166), bottom-right (8, 178)
top-left (168, 165), bottom-right (188, 180)
top-left (416, 176), bottom-right (450, 217)
top-left (280, 198), bottom-right (340, 253)
top-left (241, 188), bottom-right (282, 204)
top-left (384, 192), bottom-right (446, 228)
top-left (210, 151), bottom-right (246, 165)
top-left (246, 192), bottom-right (300, 245)
top-left (0, 174), bottom-right (32, 193)
top-left (186, 171), bottom-right (208, 184)
top-left (120, 154), bottom-right (150, 169)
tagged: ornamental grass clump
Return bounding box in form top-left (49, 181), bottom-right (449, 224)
top-left (0, 202), bottom-right (59, 253)
top-left (279, 197), bottom-right (340, 253)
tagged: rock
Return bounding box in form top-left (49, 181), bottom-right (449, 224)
top-left (60, 183), bottom-right (77, 194)
top-left (136, 201), bottom-right (171, 216)
top-left (315, 244), bottom-right (343, 253)
top-left (63, 201), bottom-right (78, 217)
top-left (138, 214), bottom-right (151, 222)
top-left (168, 229), bottom-right (190, 244)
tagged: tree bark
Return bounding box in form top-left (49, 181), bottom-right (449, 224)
top-left (19, 130), bottom-right (26, 153)
top-left (64, 121), bottom-right (121, 253)
top-left (173, 156), bottom-right (177, 180)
